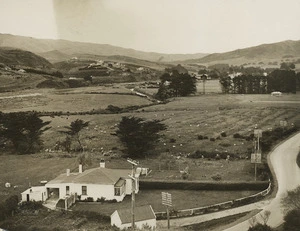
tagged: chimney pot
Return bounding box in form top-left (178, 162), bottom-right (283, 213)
top-left (100, 159), bottom-right (105, 168)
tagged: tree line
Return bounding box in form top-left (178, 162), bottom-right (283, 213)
top-left (219, 69), bottom-right (299, 94)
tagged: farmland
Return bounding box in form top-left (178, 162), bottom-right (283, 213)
top-left (0, 82), bottom-right (299, 230)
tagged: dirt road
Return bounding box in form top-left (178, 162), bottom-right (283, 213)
top-left (224, 132), bottom-right (300, 230)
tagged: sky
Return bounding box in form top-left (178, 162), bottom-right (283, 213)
top-left (0, 0), bottom-right (300, 54)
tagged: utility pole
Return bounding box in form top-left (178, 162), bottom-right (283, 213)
top-left (127, 158), bottom-right (139, 231)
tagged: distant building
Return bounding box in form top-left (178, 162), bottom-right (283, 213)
top-left (111, 205), bottom-right (156, 230)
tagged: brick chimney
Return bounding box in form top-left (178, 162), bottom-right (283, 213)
top-left (66, 169), bottom-right (70, 176)
top-left (79, 164), bottom-right (83, 173)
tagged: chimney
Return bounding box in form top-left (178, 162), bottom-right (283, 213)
top-left (79, 164), bottom-right (83, 173)
top-left (66, 169), bottom-right (70, 176)
top-left (100, 159), bottom-right (105, 168)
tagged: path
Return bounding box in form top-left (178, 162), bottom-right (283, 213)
top-left (156, 132), bottom-right (300, 230)
top-left (224, 132), bottom-right (300, 230)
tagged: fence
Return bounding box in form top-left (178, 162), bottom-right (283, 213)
top-left (155, 181), bottom-right (272, 220)
top-left (64, 193), bottom-right (76, 210)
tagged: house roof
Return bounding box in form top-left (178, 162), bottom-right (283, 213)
top-left (115, 205), bottom-right (156, 224)
top-left (46, 167), bottom-right (132, 185)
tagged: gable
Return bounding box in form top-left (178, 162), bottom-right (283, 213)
top-left (117, 205), bottom-right (156, 224)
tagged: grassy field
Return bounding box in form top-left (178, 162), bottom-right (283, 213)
top-left (0, 84), bottom-right (299, 230)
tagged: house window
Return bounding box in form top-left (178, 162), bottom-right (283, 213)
top-left (82, 186), bottom-right (87, 195)
top-left (114, 187), bottom-right (121, 196)
top-left (66, 186), bottom-right (70, 195)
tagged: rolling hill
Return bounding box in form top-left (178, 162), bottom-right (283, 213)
top-left (0, 33), bottom-right (207, 63)
top-left (0, 47), bottom-right (53, 68)
top-left (183, 40), bottom-right (300, 65)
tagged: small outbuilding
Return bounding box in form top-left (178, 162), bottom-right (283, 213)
top-left (21, 186), bottom-right (47, 202)
top-left (111, 205), bottom-right (156, 230)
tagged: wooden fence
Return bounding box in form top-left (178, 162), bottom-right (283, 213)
top-left (155, 181), bottom-right (272, 220)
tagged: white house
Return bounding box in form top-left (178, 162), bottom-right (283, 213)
top-left (21, 186), bottom-right (47, 202)
top-left (111, 205), bottom-right (156, 230)
top-left (21, 161), bottom-right (140, 205)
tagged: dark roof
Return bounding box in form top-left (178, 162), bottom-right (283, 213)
top-left (116, 205), bottom-right (156, 224)
top-left (47, 167), bottom-right (132, 185)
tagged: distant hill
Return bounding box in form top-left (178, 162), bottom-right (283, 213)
top-left (183, 40), bottom-right (300, 65)
top-left (0, 47), bottom-right (53, 68)
top-left (0, 33), bottom-right (208, 63)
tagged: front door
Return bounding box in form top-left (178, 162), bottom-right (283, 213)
top-left (26, 194), bottom-right (30, 202)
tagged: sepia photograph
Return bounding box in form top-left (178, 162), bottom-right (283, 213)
top-left (0, 0), bottom-right (300, 230)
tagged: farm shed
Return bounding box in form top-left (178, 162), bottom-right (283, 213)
top-left (111, 205), bottom-right (156, 230)
top-left (21, 186), bottom-right (47, 202)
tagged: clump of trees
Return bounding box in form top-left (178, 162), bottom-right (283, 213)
top-left (219, 69), bottom-right (297, 94)
top-left (0, 112), bottom-right (51, 154)
top-left (155, 70), bottom-right (197, 100)
top-left (115, 116), bottom-right (166, 158)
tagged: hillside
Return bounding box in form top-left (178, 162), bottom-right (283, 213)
top-left (0, 47), bottom-right (53, 68)
top-left (183, 40), bottom-right (300, 65)
top-left (0, 33), bottom-right (207, 63)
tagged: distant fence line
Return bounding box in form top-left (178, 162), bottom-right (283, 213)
top-left (155, 181), bottom-right (272, 220)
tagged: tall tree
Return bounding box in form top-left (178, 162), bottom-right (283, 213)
top-left (156, 70), bottom-right (197, 100)
top-left (115, 116), bottom-right (166, 158)
top-left (0, 112), bottom-right (51, 154)
top-left (60, 119), bottom-right (89, 152)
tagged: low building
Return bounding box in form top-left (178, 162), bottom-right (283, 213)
top-left (111, 205), bottom-right (156, 230)
top-left (21, 186), bottom-right (47, 202)
top-left (21, 161), bottom-right (140, 205)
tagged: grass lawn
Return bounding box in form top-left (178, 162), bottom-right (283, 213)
top-left (72, 189), bottom-right (260, 216)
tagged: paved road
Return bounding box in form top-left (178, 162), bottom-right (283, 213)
top-left (224, 132), bottom-right (300, 230)
top-left (156, 132), bottom-right (300, 230)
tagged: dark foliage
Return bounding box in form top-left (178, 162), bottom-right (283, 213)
top-left (0, 195), bottom-right (19, 221)
top-left (0, 111), bottom-right (51, 154)
top-left (283, 209), bottom-right (300, 231)
top-left (60, 119), bottom-right (89, 152)
top-left (248, 223), bottom-right (272, 231)
top-left (115, 116), bottom-right (166, 158)
top-left (155, 70), bottom-right (197, 100)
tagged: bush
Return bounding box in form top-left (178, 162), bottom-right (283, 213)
top-left (197, 135), bottom-right (204, 140)
top-left (18, 201), bottom-right (43, 211)
top-left (233, 133), bottom-right (243, 139)
top-left (211, 174), bottom-right (222, 181)
top-left (220, 131), bottom-right (227, 137)
top-left (248, 223), bottom-right (272, 231)
top-left (210, 138), bottom-right (215, 142)
top-left (169, 138), bottom-right (176, 143)
top-left (283, 209), bottom-right (300, 231)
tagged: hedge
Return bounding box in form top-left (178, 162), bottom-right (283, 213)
top-left (139, 179), bottom-right (268, 191)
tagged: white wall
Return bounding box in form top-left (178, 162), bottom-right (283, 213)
top-left (21, 187), bottom-right (47, 202)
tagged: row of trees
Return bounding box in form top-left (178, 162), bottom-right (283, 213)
top-left (219, 70), bottom-right (298, 94)
top-left (0, 111), bottom-right (167, 158)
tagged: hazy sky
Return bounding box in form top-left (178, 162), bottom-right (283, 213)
top-left (0, 0), bottom-right (300, 54)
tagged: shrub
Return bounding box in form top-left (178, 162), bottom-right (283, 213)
top-left (86, 197), bottom-right (94, 202)
top-left (169, 138), bottom-right (176, 143)
top-left (18, 201), bottom-right (43, 211)
top-left (283, 209), bottom-right (300, 231)
top-left (197, 135), bottom-right (204, 140)
top-left (233, 133), bottom-right (243, 139)
top-left (248, 223), bottom-right (272, 231)
top-left (210, 138), bottom-right (215, 142)
top-left (211, 174), bottom-right (222, 181)
top-left (220, 131), bottom-right (227, 137)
